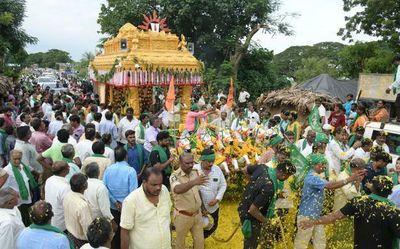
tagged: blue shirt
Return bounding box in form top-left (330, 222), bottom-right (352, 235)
top-left (103, 161), bottom-right (138, 210)
top-left (126, 144), bottom-right (142, 173)
top-left (343, 100), bottom-right (354, 116)
top-left (16, 227), bottom-right (70, 249)
top-left (99, 120), bottom-right (118, 148)
top-left (298, 170), bottom-right (327, 219)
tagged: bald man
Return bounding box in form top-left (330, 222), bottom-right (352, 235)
top-left (4, 150), bottom-right (38, 226)
top-left (17, 200), bottom-right (71, 249)
top-left (170, 152), bottom-right (208, 249)
top-left (45, 161), bottom-right (71, 231)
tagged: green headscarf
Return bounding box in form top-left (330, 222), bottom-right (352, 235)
top-left (308, 153), bottom-right (328, 166)
top-left (315, 133), bottom-right (329, 144)
top-left (265, 135), bottom-right (283, 147)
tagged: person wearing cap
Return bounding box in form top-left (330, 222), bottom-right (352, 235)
top-left (294, 154), bottom-right (365, 249)
top-left (322, 124), bottom-right (334, 142)
top-left (299, 175), bottom-right (400, 249)
top-left (347, 126), bottom-right (365, 147)
top-left (326, 127), bottom-right (361, 177)
top-left (362, 150), bottom-right (392, 194)
top-left (193, 149), bottom-right (227, 238)
top-left (353, 138), bottom-right (373, 163)
top-left (257, 134), bottom-right (283, 164)
top-left (287, 111), bottom-right (301, 142)
top-left (385, 54), bottom-right (400, 122)
top-left (296, 130), bottom-right (316, 158)
top-left (373, 130), bottom-right (390, 153)
top-left (170, 152), bottom-right (207, 249)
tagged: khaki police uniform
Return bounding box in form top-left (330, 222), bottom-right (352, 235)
top-left (170, 168), bottom-right (204, 249)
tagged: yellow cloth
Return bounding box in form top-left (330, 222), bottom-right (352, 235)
top-left (63, 192), bottom-right (93, 240)
top-left (81, 156), bottom-right (112, 180)
top-left (120, 186), bottom-right (172, 249)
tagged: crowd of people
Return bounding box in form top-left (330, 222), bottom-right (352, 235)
top-left (0, 62), bottom-right (399, 249)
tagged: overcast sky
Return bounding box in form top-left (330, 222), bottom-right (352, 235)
top-left (23, 0), bottom-right (374, 61)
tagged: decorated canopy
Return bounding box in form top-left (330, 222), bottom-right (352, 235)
top-left (90, 12), bottom-right (204, 88)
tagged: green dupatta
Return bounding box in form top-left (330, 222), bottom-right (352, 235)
top-left (138, 122), bottom-right (145, 139)
top-left (30, 224), bottom-right (74, 249)
top-left (11, 163), bottom-right (37, 200)
top-left (152, 145), bottom-right (171, 175)
top-left (266, 167), bottom-right (284, 218)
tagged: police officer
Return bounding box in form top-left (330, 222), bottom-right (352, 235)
top-left (170, 152), bottom-right (208, 249)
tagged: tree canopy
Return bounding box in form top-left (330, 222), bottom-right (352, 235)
top-left (24, 49), bottom-right (73, 69)
top-left (0, 0), bottom-right (37, 72)
top-left (339, 0), bottom-right (400, 51)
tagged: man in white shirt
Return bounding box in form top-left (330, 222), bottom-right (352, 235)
top-left (41, 97), bottom-right (53, 121)
top-left (247, 104), bottom-right (260, 129)
top-left (238, 90), bottom-right (250, 108)
top-left (52, 123), bottom-right (78, 148)
top-left (314, 98), bottom-right (327, 125)
top-left (296, 130), bottom-right (316, 158)
top-left (117, 107), bottom-right (139, 145)
top-left (76, 124), bottom-right (95, 162)
top-left (48, 111), bottom-right (64, 137)
top-left (135, 114), bottom-right (149, 145)
top-left (4, 150), bottom-right (37, 226)
top-left (217, 89), bottom-right (226, 102)
top-left (144, 117), bottom-right (161, 153)
top-left (385, 54), bottom-right (400, 121)
top-left (193, 149), bottom-right (227, 238)
top-left (210, 111), bottom-right (230, 131)
top-left (90, 112), bottom-right (102, 133)
top-left (44, 161), bottom-right (71, 231)
top-left (0, 187), bottom-right (25, 249)
top-left (353, 138), bottom-right (373, 163)
top-left (120, 167), bottom-right (172, 249)
top-left (83, 162), bottom-right (114, 221)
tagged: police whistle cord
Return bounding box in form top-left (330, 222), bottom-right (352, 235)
top-left (211, 223), bottom-right (240, 243)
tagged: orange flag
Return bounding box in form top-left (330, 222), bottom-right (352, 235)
top-left (226, 77), bottom-right (234, 108)
top-left (165, 76), bottom-right (175, 112)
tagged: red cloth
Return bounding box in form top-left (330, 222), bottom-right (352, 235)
top-left (328, 111), bottom-right (346, 128)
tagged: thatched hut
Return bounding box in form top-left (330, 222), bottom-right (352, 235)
top-left (256, 89), bottom-right (341, 121)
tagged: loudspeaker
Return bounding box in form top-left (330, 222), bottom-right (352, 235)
top-left (120, 39), bottom-right (127, 50)
top-left (188, 42), bottom-right (194, 55)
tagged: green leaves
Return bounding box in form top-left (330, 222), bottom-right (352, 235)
top-left (340, 0), bottom-right (400, 50)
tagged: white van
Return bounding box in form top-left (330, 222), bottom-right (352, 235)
top-left (364, 121), bottom-right (400, 171)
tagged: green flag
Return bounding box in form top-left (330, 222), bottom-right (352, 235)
top-left (288, 144), bottom-right (310, 190)
top-left (308, 106), bottom-right (322, 132)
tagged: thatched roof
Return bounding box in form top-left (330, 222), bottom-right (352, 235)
top-left (256, 88), bottom-right (341, 114)
top-left (0, 76), bottom-right (12, 96)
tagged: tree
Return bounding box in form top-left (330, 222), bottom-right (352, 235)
top-left (97, 0), bottom-right (293, 80)
top-left (238, 47), bottom-right (290, 98)
top-left (74, 51), bottom-right (95, 79)
top-left (294, 57), bottom-right (340, 83)
top-left (0, 0), bottom-right (37, 71)
top-left (338, 41), bottom-right (395, 79)
top-left (25, 49), bottom-right (73, 69)
top-left (273, 42), bottom-right (346, 81)
top-left (339, 0), bottom-right (400, 50)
